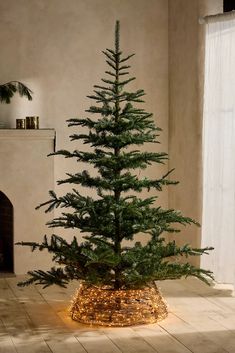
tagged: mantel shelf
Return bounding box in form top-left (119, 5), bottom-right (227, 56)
top-left (0, 129), bottom-right (55, 140)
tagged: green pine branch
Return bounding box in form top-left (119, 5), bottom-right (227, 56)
top-left (57, 170), bottom-right (177, 194)
top-left (17, 268), bottom-right (70, 288)
top-left (69, 130), bottom-right (157, 148)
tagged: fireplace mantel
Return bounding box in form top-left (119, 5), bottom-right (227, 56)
top-left (0, 129), bottom-right (55, 140)
top-left (0, 128), bottom-right (55, 274)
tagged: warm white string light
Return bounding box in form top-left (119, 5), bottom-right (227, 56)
top-left (69, 283), bottom-right (168, 326)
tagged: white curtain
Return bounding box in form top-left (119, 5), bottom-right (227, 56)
top-left (201, 16), bottom-right (235, 287)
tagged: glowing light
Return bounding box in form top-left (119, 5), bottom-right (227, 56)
top-left (69, 283), bottom-right (168, 327)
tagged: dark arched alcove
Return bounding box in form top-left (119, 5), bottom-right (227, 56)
top-left (0, 192), bottom-right (14, 272)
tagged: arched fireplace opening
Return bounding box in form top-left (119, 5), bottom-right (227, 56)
top-left (0, 192), bottom-right (14, 273)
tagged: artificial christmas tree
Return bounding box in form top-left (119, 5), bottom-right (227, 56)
top-left (17, 21), bottom-right (213, 326)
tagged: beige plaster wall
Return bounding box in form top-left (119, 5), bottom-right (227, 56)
top-left (168, 0), bottom-right (223, 265)
top-left (0, 0), bottom-right (169, 261)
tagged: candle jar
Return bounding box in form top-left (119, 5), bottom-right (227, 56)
top-left (26, 116), bottom-right (39, 129)
top-left (16, 119), bottom-right (25, 129)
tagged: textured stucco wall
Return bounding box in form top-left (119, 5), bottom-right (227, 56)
top-left (0, 0), bottom-right (169, 261)
top-left (168, 0), bottom-right (223, 265)
top-left (0, 0), bottom-right (168, 156)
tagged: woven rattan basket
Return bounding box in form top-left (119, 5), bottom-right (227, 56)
top-left (70, 282), bottom-right (168, 327)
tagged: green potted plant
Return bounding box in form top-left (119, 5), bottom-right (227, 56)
top-left (17, 21), bottom-right (213, 327)
top-left (0, 81), bottom-right (32, 104)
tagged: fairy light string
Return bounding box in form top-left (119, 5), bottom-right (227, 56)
top-left (69, 282), bottom-right (168, 327)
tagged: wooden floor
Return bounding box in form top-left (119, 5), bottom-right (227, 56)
top-left (0, 276), bottom-right (235, 353)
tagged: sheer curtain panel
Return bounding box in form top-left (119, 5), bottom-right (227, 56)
top-left (201, 15), bottom-right (235, 288)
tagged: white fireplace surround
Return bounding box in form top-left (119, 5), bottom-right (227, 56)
top-left (0, 129), bottom-right (55, 274)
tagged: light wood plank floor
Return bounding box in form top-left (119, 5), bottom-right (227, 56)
top-left (0, 276), bottom-right (235, 353)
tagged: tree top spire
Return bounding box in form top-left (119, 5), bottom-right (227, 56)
top-left (115, 20), bottom-right (120, 54)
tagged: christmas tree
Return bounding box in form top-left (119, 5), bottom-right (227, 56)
top-left (17, 21), bottom-right (213, 291)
